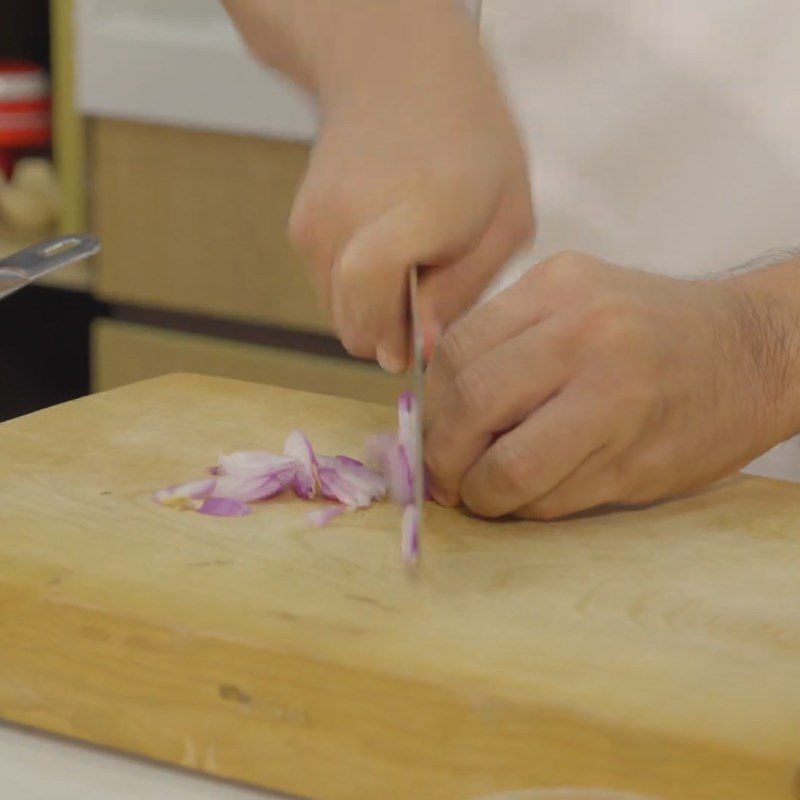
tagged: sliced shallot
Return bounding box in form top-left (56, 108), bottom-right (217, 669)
top-left (284, 430), bottom-right (320, 499)
top-left (198, 497), bottom-right (252, 517)
top-left (154, 393), bottom-right (425, 565)
top-left (211, 471), bottom-right (292, 503)
top-left (307, 504), bottom-right (347, 528)
top-left (401, 504), bottom-right (420, 565)
top-left (153, 478), bottom-right (216, 510)
top-left (218, 450), bottom-right (297, 476)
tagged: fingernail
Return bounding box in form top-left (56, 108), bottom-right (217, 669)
top-left (377, 345), bottom-right (403, 374)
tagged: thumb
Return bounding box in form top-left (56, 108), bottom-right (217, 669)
top-left (417, 188), bottom-right (535, 343)
top-left (335, 202), bottom-right (464, 371)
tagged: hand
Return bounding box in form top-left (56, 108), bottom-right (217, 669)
top-left (424, 251), bottom-right (800, 519)
top-left (285, 3), bottom-right (533, 371)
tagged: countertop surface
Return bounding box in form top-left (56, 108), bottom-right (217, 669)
top-left (0, 722), bottom-right (284, 799)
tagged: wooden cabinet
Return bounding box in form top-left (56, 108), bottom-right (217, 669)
top-left (92, 319), bottom-right (403, 405)
top-left (90, 119), bottom-right (328, 333)
top-left (48, 20), bottom-right (397, 410)
top-left (86, 119), bottom-right (410, 407)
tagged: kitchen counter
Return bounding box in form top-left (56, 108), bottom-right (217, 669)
top-left (0, 722), bottom-right (284, 799)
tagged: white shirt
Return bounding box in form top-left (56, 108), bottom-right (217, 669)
top-left (481, 0), bottom-right (800, 481)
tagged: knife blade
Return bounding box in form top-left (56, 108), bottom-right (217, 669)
top-left (0, 235), bottom-right (101, 301)
top-left (407, 265), bottom-right (425, 564)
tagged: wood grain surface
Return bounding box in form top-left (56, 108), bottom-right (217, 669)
top-left (1, 374), bottom-right (799, 800)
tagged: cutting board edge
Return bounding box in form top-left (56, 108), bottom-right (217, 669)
top-left (0, 577), bottom-right (794, 800)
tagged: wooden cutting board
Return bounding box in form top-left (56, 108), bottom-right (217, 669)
top-left (1, 374), bottom-right (798, 800)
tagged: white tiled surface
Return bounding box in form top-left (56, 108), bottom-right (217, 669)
top-left (0, 722), bottom-right (290, 800)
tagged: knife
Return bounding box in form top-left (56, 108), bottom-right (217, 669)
top-left (402, 0), bottom-right (481, 567)
top-left (0, 234), bottom-right (101, 301)
top-left (406, 265), bottom-right (425, 565)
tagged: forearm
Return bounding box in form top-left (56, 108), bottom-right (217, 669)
top-left (728, 256), bottom-right (800, 444)
top-left (220, 0), bottom-right (482, 106)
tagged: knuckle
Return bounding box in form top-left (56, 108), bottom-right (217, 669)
top-left (535, 250), bottom-right (605, 289)
top-left (486, 438), bottom-right (533, 498)
top-left (578, 298), bottom-right (638, 350)
top-left (554, 248), bottom-right (586, 266)
top-left (436, 323), bottom-right (475, 377)
top-left (548, 249), bottom-right (586, 278)
top-left (451, 365), bottom-right (494, 421)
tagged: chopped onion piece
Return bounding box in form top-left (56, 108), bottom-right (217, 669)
top-left (198, 497), bottom-right (252, 517)
top-left (307, 504), bottom-right (346, 528)
top-left (319, 460), bottom-right (385, 509)
top-left (364, 432), bottom-right (397, 471)
top-left (401, 505), bottom-right (420, 565)
top-left (153, 478), bottom-right (216, 510)
top-left (398, 391), bottom-right (417, 463)
top-left (212, 471), bottom-right (292, 503)
top-left (284, 430), bottom-right (320, 499)
top-left (384, 443), bottom-right (413, 506)
top-left (218, 450), bottom-right (297, 476)
top-left (155, 393), bottom-right (425, 565)
top-left (323, 456), bottom-right (386, 496)
top-left (334, 455), bottom-right (364, 468)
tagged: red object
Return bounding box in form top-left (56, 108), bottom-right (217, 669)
top-left (0, 59), bottom-right (51, 178)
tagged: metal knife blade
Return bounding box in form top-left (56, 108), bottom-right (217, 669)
top-left (408, 266), bottom-right (425, 560)
top-left (0, 235), bottom-right (101, 301)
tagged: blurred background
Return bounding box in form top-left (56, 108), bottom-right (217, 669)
top-left (0, 0), bottom-right (403, 423)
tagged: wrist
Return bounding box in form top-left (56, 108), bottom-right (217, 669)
top-left (724, 260), bottom-right (800, 449)
top-left (226, 0), bottom-right (470, 96)
top-left (303, 2), bottom-right (488, 113)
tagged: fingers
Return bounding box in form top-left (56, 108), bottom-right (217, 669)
top-left (291, 172), bottom-right (533, 372)
top-left (459, 384), bottom-right (617, 518)
top-left (333, 200), bottom-right (462, 369)
top-left (424, 317), bottom-right (575, 504)
top-left (333, 205), bottom-right (420, 370)
top-left (416, 183), bottom-right (534, 337)
top-left (515, 447), bottom-right (625, 520)
top-left (333, 196), bottom-right (497, 370)
top-left (424, 272), bottom-right (549, 419)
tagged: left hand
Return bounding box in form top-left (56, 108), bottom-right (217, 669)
top-left (424, 251), bottom-right (798, 519)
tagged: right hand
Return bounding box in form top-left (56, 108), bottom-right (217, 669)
top-left (286, 4), bottom-right (534, 370)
